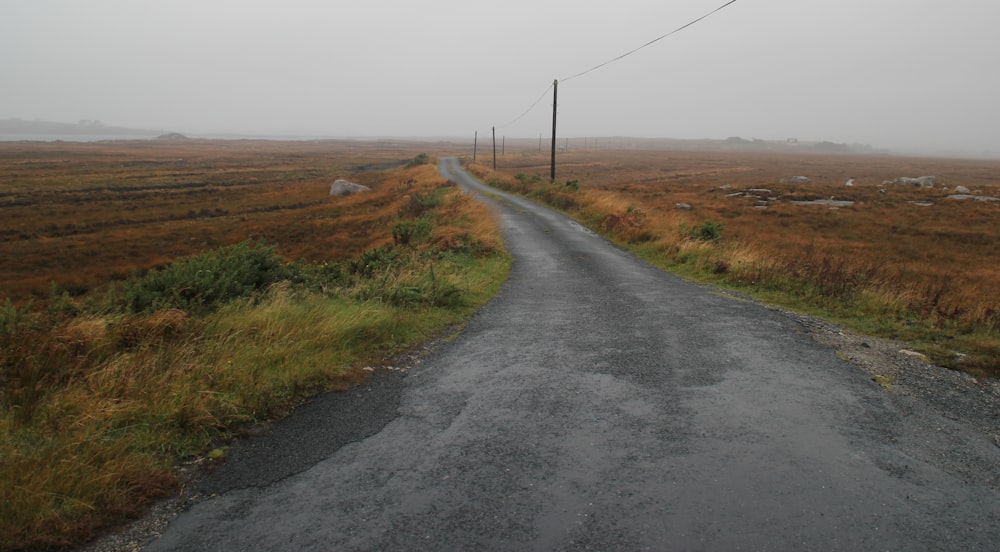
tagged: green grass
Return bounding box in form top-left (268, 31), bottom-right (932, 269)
top-left (0, 251), bottom-right (510, 550)
top-left (0, 159), bottom-right (511, 550)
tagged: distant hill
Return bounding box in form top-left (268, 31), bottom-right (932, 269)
top-left (0, 118), bottom-right (164, 138)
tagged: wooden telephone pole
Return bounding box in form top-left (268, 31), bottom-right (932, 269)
top-left (473, 131), bottom-right (478, 161)
top-left (550, 79), bottom-right (558, 182)
top-left (492, 127), bottom-right (497, 171)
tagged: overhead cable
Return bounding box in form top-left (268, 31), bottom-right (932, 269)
top-left (488, 0), bottom-right (738, 133)
top-left (561, 0), bottom-right (738, 82)
top-left (496, 82), bottom-right (555, 130)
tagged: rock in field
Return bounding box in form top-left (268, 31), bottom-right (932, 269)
top-left (330, 179), bottom-right (371, 197)
top-left (892, 176), bottom-right (936, 188)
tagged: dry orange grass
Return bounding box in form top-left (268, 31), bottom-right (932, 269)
top-left (0, 139), bottom-right (469, 302)
top-left (1, 145), bottom-right (510, 550)
top-left (479, 147), bottom-right (1000, 375)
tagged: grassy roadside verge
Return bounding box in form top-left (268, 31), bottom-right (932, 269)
top-left (464, 159), bottom-right (998, 379)
top-left (0, 158), bottom-right (510, 550)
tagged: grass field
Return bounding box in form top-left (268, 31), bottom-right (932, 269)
top-left (0, 139), bottom-right (470, 302)
top-left (0, 139), bottom-right (507, 550)
top-left (2, 138), bottom-right (998, 548)
top-left (469, 146), bottom-right (1000, 377)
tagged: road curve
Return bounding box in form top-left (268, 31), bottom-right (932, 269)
top-left (147, 158), bottom-right (998, 551)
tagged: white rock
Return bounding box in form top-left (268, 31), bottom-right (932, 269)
top-left (330, 179), bottom-right (371, 196)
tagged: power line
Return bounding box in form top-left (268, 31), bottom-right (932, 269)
top-left (496, 82), bottom-right (554, 130)
top-left (486, 0), bottom-right (739, 136)
top-left (561, 0), bottom-right (738, 82)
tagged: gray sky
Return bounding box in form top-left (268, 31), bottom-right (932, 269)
top-left (3, 0), bottom-right (999, 153)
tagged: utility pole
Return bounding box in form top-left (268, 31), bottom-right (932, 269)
top-left (473, 131), bottom-right (478, 161)
top-left (492, 126), bottom-right (497, 171)
top-left (550, 79), bottom-right (558, 182)
top-left (502, 136), bottom-right (505, 156)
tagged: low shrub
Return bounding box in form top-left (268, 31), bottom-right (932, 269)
top-left (392, 217), bottom-right (434, 246)
top-left (692, 220), bottom-right (724, 242)
top-left (347, 246), bottom-right (399, 278)
top-left (406, 153), bottom-right (431, 168)
top-left (107, 241), bottom-right (293, 315)
top-left (398, 190), bottom-right (442, 218)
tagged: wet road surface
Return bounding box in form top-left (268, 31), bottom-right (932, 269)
top-left (147, 158), bottom-right (999, 551)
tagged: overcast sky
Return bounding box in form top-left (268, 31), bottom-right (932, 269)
top-left (3, 0), bottom-right (999, 153)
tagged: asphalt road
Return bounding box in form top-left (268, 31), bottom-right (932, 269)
top-left (147, 158), bottom-right (999, 551)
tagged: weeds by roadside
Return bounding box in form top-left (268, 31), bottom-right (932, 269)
top-left (0, 157), bottom-right (510, 550)
top-left (467, 156), bottom-right (999, 379)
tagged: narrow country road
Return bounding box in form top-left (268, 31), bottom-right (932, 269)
top-left (146, 158), bottom-right (998, 550)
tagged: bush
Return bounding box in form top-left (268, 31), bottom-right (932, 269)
top-left (109, 241), bottom-right (293, 314)
top-left (392, 217), bottom-right (434, 246)
top-left (286, 260), bottom-right (344, 293)
top-left (406, 153), bottom-right (431, 167)
top-left (0, 298), bottom-right (34, 340)
top-left (398, 191), bottom-right (442, 219)
top-left (693, 220), bottom-right (724, 242)
top-left (347, 246), bottom-right (399, 278)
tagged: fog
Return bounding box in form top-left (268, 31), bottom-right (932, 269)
top-left (3, 0), bottom-right (999, 155)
